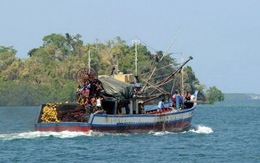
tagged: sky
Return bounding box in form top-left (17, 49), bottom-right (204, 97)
top-left (1, 0), bottom-right (260, 94)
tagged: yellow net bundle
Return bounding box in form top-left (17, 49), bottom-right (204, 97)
top-left (41, 103), bottom-right (60, 123)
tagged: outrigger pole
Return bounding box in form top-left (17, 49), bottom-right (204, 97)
top-left (159, 29), bottom-right (181, 62)
top-left (149, 56), bottom-right (193, 96)
top-left (140, 30), bottom-right (180, 92)
top-left (141, 78), bottom-right (169, 95)
top-left (139, 66), bottom-right (156, 93)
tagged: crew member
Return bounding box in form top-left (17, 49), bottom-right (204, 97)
top-left (157, 98), bottom-right (165, 112)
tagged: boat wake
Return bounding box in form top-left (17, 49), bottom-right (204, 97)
top-left (189, 124), bottom-right (214, 134)
top-left (149, 131), bottom-right (172, 136)
top-left (0, 131), bottom-right (94, 140)
top-left (0, 125), bottom-right (213, 140)
top-left (0, 130), bottom-right (132, 140)
top-left (148, 124), bottom-right (213, 136)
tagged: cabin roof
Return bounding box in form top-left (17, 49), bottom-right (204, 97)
top-left (99, 76), bottom-right (133, 98)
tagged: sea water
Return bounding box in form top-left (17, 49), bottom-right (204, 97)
top-left (0, 96), bottom-right (259, 163)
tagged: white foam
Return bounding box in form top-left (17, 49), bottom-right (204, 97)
top-left (189, 125), bottom-right (214, 134)
top-left (0, 131), bottom-right (93, 140)
top-left (151, 131), bottom-right (170, 136)
top-left (251, 95), bottom-right (260, 100)
top-left (0, 130), bottom-right (134, 140)
top-left (0, 125), bottom-right (213, 140)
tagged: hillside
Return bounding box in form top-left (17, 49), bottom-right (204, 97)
top-left (0, 33), bottom-right (223, 106)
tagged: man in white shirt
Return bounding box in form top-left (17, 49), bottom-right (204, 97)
top-left (157, 99), bottom-right (165, 112)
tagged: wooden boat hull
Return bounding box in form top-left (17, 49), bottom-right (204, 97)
top-left (35, 105), bottom-right (195, 133)
top-left (90, 118), bottom-right (192, 133)
top-left (89, 107), bottom-right (194, 133)
top-left (35, 104), bottom-right (91, 132)
top-left (35, 122), bottom-right (91, 132)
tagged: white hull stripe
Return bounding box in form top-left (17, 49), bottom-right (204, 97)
top-left (90, 108), bottom-right (194, 126)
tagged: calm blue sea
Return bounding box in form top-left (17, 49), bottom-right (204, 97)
top-left (0, 95), bottom-right (259, 163)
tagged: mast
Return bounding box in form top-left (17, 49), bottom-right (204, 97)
top-left (132, 40), bottom-right (140, 76)
top-left (181, 56), bottom-right (184, 97)
top-left (88, 50), bottom-right (91, 73)
top-left (169, 52), bottom-right (182, 95)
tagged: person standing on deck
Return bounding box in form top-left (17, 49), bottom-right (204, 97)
top-left (172, 91), bottom-right (178, 106)
top-left (157, 99), bottom-right (165, 112)
top-left (96, 96), bottom-right (102, 110)
top-left (185, 91), bottom-right (191, 101)
top-left (172, 91), bottom-right (182, 109)
top-left (124, 99), bottom-right (130, 114)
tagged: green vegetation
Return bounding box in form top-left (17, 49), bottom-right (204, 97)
top-left (206, 86), bottom-right (225, 104)
top-left (0, 33), bottom-right (224, 106)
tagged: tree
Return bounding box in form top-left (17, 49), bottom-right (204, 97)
top-left (41, 33), bottom-right (84, 59)
top-left (0, 46), bottom-right (17, 70)
top-left (0, 33), bottom-right (224, 106)
top-left (206, 86), bottom-right (225, 104)
top-left (183, 66), bottom-right (199, 92)
top-left (0, 46), bottom-right (19, 80)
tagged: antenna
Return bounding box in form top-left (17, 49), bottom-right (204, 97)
top-left (132, 40), bottom-right (140, 76)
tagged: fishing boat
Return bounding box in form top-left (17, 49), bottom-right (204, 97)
top-left (35, 55), bottom-right (196, 133)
